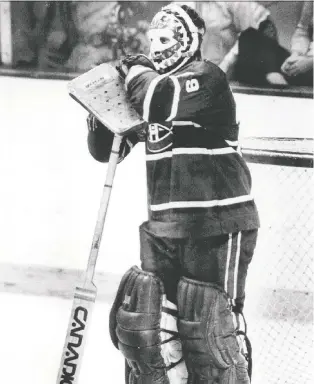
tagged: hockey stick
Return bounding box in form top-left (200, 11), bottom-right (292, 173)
top-left (56, 134), bottom-right (123, 384)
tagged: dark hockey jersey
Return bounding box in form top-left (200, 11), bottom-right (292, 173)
top-left (88, 59), bottom-right (260, 237)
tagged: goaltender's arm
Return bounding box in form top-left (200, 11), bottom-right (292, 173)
top-left (124, 61), bottom-right (232, 125)
top-left (87, 114), bottom-right (145, 163)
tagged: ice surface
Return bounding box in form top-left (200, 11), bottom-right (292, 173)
top-left (0, 292), bottom-right (124, 384)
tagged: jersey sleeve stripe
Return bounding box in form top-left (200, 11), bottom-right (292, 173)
top-left (175, 72), bottom-right (195, 78)
top-left (166, 76), bottom-right (181, 122)
top-left (125, 65), bottom-right (155, 88)
top-left (143, 74), bottom-right (168, 121)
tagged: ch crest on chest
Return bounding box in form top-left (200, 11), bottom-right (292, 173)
top-left (147, 123), bottom-right (173, 153)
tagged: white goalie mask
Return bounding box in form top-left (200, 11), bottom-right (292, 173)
top-left (148, 4), bottom-right (204, 74)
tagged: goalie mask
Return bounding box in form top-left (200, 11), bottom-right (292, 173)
top-left (148, 4), bottom-right (205, 74)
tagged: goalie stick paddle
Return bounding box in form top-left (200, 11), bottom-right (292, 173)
top-left (56, 134), bottom-right (123, 384)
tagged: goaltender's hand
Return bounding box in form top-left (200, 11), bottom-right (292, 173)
top-left (116, 54), bottom-right (155, 79)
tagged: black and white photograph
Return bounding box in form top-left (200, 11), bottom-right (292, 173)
top-left (0, 1), bottom-right (313, 383)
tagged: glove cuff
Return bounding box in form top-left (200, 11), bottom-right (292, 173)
top-left (122, 54), bottom-right (155, 70)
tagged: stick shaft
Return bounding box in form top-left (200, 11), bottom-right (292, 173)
top-left (85, 134), bottom-right (123, 283)
top-left (57, 135), bottom-right (122, 383)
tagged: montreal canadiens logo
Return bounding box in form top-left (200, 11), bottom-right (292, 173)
top-left (147, 123), bottom-right (173, 153)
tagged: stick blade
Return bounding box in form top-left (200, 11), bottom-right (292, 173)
top-left (56, 283), bottom-right (97, 384)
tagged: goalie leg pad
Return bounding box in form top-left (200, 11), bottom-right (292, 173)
top-left (109, 265), bottom-right (188, 384)
top-left (177, 277), bottom-right (250, 384)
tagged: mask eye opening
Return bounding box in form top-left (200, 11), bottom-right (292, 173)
top-left (160, 37), bottom-right (170, 44)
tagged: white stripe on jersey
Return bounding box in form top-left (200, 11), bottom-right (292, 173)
top-left (175, 72), bottom-right (195, 78)
top-left (166, 76), bottom-right (181, 122)
top-left (146, 147), bottom-right (236, 161)
top-left (225, 140), bottom-right (242, 156)
top-left (143, 73), bottom-right (168, 121)
top-left (172, 121), bottom-right (201, 127)
top-left (150, 194), bottom-right (254, 211)
top-left (225, 140), bottom-right (239, 146)
top-left (146, 151), bottom-right (173, 160)
top-left (174, 147), bottom-right (235, 155)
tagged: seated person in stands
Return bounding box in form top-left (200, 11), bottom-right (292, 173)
top-left (281, 1), bottom-right (313, 86)
top-left (220, 1), bottom-right (313, 87)
top-left (178, 1), bottom-right (288, 86)
top-left (8, 2), bottom-right (75, 71)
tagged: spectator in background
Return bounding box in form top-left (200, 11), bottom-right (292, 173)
top-left (64, 2), bottom-right (118, 72)
top-left (281, 1), bottom-right (313, 86)
top-left (178, 1), bottom-right (288, 85)
top-left (234, 1), bottom-right (313, 87)
top-left (9, 1), bottom-right (37, 68)
top-left (10, 1), bottom-right (76, 71)
top-left (8, 1), bottom-right (152, 73)
top-left (65, 1), bottom-right (150, 72)
top-left (36, 2), bottom-right (77, 71)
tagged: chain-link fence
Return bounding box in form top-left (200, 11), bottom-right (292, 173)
top-left (241, 138), bottom-right (313, 384)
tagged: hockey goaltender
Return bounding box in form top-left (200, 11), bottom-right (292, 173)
top-left (86, 3), bottom-right (260, 384)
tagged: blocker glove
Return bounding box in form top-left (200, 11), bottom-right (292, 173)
top-left (87, 113), bottom-right (146, 163)
top-left (116, 54), bottom-right (155, 79)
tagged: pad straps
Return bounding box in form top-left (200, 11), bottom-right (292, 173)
top-left (235, 311), bottom-right (253, 381)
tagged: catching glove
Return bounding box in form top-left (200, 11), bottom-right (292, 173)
top-left (116, 54), bottom-right (155, 79)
